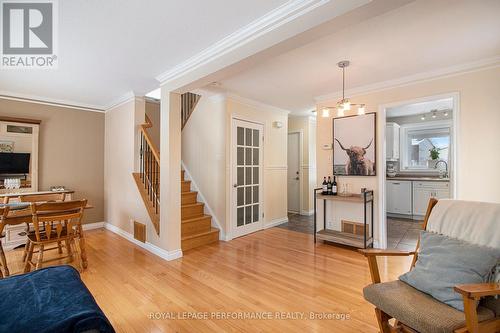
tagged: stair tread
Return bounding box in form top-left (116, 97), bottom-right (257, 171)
top-left (181, 227), bottom-right (219, 241)
top-left (182, 214), bottom-right (211, 223)
top-left (181, 191), bottom-right (197, 195)
top-left (181, 202), bottom-right (204, 208)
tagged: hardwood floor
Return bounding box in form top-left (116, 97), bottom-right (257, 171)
top-left (4, 227), bottom-right (413, 332)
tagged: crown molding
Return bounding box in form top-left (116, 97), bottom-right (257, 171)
top-left (104, 91), bottom-right (138, 111)
top-left (315, 56), bottom-right (500, 103)
top-left (156, 0), bottom-right (330, 86)
top-left (226, 93), bottom-right (291, 115)
top-left (0, 91), bottom-right (105, 113)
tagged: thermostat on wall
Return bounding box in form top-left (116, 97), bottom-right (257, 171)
top-left (322, 143), bottom-right (333, 150)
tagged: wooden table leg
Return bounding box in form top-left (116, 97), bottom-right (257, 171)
top-left (78, 225), bottom-right (88, 269)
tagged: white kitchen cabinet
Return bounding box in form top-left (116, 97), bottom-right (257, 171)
top-left (386, 180), bottom-right (412, 215)
top-left (386, 122), bottom-right (400, 161)
top-left (412, 181), bottom-right (450, 216)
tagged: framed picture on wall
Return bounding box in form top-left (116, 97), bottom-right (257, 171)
top-left (333, 113), bottom-right (376, 176)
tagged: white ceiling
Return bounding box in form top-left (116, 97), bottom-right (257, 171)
top-left (386, 98), bottom-right (453, 118)
top-left (0, 0), bottom-right (291, 109)
top-left (218, 0), bottom-right (500, 115)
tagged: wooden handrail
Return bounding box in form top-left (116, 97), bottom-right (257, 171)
top-left (140, 114), bottom-right (160, 162)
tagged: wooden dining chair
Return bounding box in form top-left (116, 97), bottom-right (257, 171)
top-left (20, 192), bottom-right (67, 258)
top-left (19, 192), bottom-right (67, 203)
top-left (24, 200), bottom-right (87, 273)
top-left (0, 206), bottom-right (10, 278)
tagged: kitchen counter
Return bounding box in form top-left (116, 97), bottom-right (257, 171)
top-left (387, 176), bottom-right (449, 182)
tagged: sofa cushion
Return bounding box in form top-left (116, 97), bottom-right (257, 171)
top-left (363, 280), bottom-right (495, 333)
top-left (399, 231), bottom-right (499, 311)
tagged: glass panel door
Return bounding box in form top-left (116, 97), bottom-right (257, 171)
top-left (232, 119), bottom-right (263, 238)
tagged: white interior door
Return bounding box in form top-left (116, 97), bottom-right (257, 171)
top-left (232, 119), bottom-right (264, 238)
top-left (287, 132), bottom-right (300, 213)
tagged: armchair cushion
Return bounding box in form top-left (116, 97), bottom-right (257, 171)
top-left (363, 280), bottom-right (495, 333)
top-left (399, 231), bottom-right (499, 311)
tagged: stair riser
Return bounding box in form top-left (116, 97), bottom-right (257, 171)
top-left (181, 193), bottom-right (197, 205)
top-left (181, 181), bottom-right (191, 192)
top-left (182, 230), bottom-right (219, 251)
top-left (182, 218), bottom-right (212, 236)
top-left (181, 205), bottom-right (204, 219)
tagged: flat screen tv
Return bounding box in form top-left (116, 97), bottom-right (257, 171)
top-left (0, 153), bottom-right (30, 174)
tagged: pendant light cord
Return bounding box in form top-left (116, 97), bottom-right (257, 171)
top-left (342, 66), bottom-right (345, 101)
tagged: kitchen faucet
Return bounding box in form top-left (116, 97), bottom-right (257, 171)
top-left (434, 160), bottom-right (448, 178)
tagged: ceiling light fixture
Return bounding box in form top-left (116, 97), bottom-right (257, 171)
top-left (421, 115), bottom-right (426, 121)
top-left (325, 60), bottom-right (365, 117)
top-left (321, 108), bottom-right (330, 118)
top-left (431, 110), bottom-right (437, 118)
top-left (444, 111), bottom-right (449, 117)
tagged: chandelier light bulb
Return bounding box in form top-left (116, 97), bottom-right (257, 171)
top-left (421, 115), bottom-right (426, 121)
top-left (444, 111), bottom-right (449, 117)
top-left (358, 105), bottom-right (366, 115)
top-left (337, 106), bottom-right (345, 117)
top-left (343, 100), bottom-right (351, 111)
top-left (321, 108), bottom-right (330, 118)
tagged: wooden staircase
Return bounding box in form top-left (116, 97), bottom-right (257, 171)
top-left (133, 92), bottom-right (219, 251)
top-left (181, 170), bottom-right (219, 251)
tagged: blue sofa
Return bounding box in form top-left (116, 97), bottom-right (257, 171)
top-left (0, 265), bottom-right (114, 333)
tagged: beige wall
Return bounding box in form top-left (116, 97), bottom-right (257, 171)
top-left (0, 98), bottom-right (104, 224)
top-left (182, 94), bottom-right (226, 235)
top-left (182, 93), bottom-right (289, 239)
top-left (316, 67), bottom-right (500, 245)
top-left (104, 98), bottom-right (161, 245)
top-left (145, 100), bottom-right (161, 150)
top-left (288, 116), bottom-right (316, 213)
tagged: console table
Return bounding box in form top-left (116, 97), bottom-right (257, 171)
top-left (314, 188), bottom-right (374, 249)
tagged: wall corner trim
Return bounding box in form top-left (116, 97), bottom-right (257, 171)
top-left (104, 223), bottom-right (183, 261)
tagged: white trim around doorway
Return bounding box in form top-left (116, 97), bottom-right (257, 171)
top-left (377, 92), bottom-right (460, 249)
top-left (287, 130), bottom-right (303, 214)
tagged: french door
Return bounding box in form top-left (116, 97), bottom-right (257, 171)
top-left (231, 119), bottom-right (264, 238)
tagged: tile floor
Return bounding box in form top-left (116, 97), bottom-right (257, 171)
top-left (277, 213), bottom-right (314, 234)
top-left (387, 217), bottom-right (423, 250)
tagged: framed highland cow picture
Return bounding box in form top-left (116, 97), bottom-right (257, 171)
top-left (333, 113), bottom-right (376, 176)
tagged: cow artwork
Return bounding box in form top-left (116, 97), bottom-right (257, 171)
top-left (335, 138), bottom-right (375, 176)
top-left (333, 113), bottom-right (376, 176)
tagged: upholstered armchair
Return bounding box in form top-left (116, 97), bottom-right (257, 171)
top-left (360, 198), bottom-right (500, 333)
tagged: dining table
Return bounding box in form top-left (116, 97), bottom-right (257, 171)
top-left (0, 201), bottom-right (94, 270)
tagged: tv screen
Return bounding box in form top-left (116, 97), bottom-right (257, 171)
top-left (0, 153), bottom-right (30, 174)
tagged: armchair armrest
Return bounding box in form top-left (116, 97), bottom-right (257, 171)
top-left (454, 283), bottom-right (500, 333)
top-left (358, 249), bottom-right (415, 257)
top-left (454, 283), bottom-right (500, 300)
top-left (358, 249), bottom-right (416, 284)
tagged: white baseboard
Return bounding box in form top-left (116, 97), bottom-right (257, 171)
top-left (104, 223), bottom-right (183, 261)
top-left (300, 210), bottom-right (314, 216)
top-left (264, 217), bottom-right (288, 229)
top-left (82, 221), bottom-right (106, 231)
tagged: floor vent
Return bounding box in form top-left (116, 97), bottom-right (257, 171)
top-left (134, 221), bottom-right (146, 243)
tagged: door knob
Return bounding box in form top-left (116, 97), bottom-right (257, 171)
top-left (233, 184), bottom-right (238, 188)
top-left (295, 177), bottom-right (299, 180)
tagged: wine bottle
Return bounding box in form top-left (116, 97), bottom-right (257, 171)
top-left (327, 176), bottom-right (332, 195)
top-left (322, 177), bottom-right (328, 195)
top-left (332, 176), bottom-right (338, 196)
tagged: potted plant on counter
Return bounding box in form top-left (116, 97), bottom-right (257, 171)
top-left (428, 147), bottom-right (440, 168)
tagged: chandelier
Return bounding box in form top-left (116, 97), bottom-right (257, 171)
top-left (322, 60), bottom-right (365, 117)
